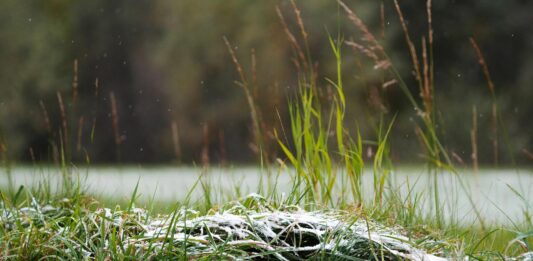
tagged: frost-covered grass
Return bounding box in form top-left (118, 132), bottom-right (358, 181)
top-left (0, 187), bottom-right (447, 260)
top-left (0, 177), bottom-right (532, 260)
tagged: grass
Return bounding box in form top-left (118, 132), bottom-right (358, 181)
top-left (0, 184), bottom-right (448, 260)
top-left (1, 0), bottom-right (533, 260)
top-left (1, 165), bottom-right (532, 260)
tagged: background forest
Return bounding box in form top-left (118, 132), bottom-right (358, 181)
top-left (0, 0), bottom-right (532, 165)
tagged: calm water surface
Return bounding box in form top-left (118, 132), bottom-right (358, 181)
top-left (1, 166), bottom-right (532, 224)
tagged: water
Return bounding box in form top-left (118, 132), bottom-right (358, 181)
top-left (1, 166), bottom-right (532, 224)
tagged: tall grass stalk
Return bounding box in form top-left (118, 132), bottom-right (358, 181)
top-left (469, 38), bottom-right (499, 166)
top-left (469, 37), bottom-right (521, 170)
top-left (109, 91), bottom-right (121, 161)
top-left (339, 0), bottom-right (459, 227)
top-left (224, 37), bottom-right (269, 168)
top-left (471, 106), bottom-right (479, 173)
top-left (327, 35), bottom-right (366, 204)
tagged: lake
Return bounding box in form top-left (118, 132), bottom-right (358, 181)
top-left (1, 166), bottom-right (532, 225)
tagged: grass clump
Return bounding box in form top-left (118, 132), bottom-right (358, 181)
top-left (1, 190), bottom-right (450, 260)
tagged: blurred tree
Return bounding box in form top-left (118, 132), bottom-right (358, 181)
top-left (0, 0), bottom-right (531, 165)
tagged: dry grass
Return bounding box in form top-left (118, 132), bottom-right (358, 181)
top-left (276, 6), bottom-right (308, 73)
top-left (171, 121), bottom-right (181, 162)
top-left (471, 106), bottom-right (479, 173)
top-left (72, 59), bottom-right (79, 104)
top-left (76, 116), bottom-right (84, 152)
top-left (470, 37), bottom-right (499, 166)
top-left (109, 91), bottom-right (121, 148)
top-left (39, 100), bottom-right (52, 134)
top-left (56, 91), bottom-right (68, 150)
top-left (223, 36), bottom-right (267, 165)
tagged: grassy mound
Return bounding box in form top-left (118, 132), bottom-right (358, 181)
top-left (1, 192), bottom-right (449, 260)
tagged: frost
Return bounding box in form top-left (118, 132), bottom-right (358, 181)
top-left (4, 194), bottom-right (528, 260)
top-left (124, 194), bottom-right (447, 260)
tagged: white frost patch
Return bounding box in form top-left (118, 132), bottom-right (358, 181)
top-left (125, 195), bottom-right (447, 260)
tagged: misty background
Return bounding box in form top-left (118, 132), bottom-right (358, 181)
top-left (0, 0), bottom-right (532, 165)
